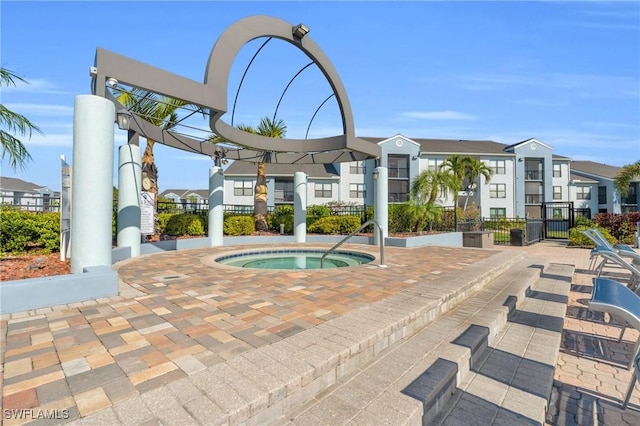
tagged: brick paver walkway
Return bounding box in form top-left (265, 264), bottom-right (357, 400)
top-left (2, 241), bottom-right (640, 425)
top-left (1, 243), bottom-right (492, 424)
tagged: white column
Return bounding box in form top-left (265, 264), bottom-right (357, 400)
top-left (374, 166), bottom-right (388, 246)
top-left (117, 144), bottom-right (142, 257)
top-left (71, 95), bottom-right (115, 273)
top-left (294, 172), bottom-right (307, 243)
top-left (209, 166), bottom-right (224, 246)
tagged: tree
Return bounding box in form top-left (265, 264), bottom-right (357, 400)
top-left (409, 169), bottom-right (457, 232)
top-left (614, 160), bottom-right (640, 198)
top-left (245, 117), bottom-right (287, 231)
top-left (0, 68), bottom-right (42, 170)
top-left (117, 88), bottom-right (199, 233)
top-left (462, 157), bottom-right (493, 210)
top-left (439, 155), bottom-right (468, 229)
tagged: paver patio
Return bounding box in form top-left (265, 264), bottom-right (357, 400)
top-left (1, 241), bottom-right (640, 425)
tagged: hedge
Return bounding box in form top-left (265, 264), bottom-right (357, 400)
top-left (0, 209), bottom-right (60, 255)
top-left (307, 216), bottom-right (361, 234)
top-left (223, 216), bottom-right (254, 236)
top-left (163, 214), bottom-right (205, 236)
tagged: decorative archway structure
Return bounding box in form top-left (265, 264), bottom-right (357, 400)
top-left (91, 15), bottom-right (380, 163)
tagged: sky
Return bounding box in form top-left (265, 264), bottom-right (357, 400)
top-left (1, 0), bottom-right (639, 192)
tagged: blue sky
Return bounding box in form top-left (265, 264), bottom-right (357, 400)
top-left (2, 1), bottom-right (639, 191)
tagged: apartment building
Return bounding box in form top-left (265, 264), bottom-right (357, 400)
top-left (216, 135), bottom-right (639, 218)
top-left (0, 176), bottom-right (57, 211)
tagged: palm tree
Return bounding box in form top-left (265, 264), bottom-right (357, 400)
top-left (252, 117), bottom-right (286, 231)
top-left (463, 157), bottom-right (493, 210)
top-left (117, 88), bottom-right (198, 234)
top-left (409, 169), bottom-right (457, 232)
top-left (213, 117), bottom-right (287, 231)
top-left (0, 68), bottom-right (42, 170)
top-left (614, 160), bottom-right (640, 198)
top-left (439, 155), bottom-right (468, 230)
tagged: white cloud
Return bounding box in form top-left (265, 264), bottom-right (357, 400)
top-left (1, 78), bottom-right (71, 95)
top-left (399, 111), bottom-right (476, 121)
top-left (4, 103), bottom-right (74, 117)
top-left (23, 133), bottom-right (73, 147)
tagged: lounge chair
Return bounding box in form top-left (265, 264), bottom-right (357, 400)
top-left (589, 277), bottom-right (640, 370)
top-left (581, 229), bottom-right (640, 270)
top-left (625, 348), bottom-right (640, 408)
top-left (593, 250), bottom-right (640, 293)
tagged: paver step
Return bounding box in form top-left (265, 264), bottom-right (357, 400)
top-left (284, 256), bottom-right (564, 425)
top-left (436, 263), bottom-right (573, 425)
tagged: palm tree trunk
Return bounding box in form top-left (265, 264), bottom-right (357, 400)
top-left (141, 139), bottom-right (159, 235)
top-left (254, 162), bottom-right (268, 231)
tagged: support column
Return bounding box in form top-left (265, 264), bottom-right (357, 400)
top-left (374, 166), bottom-right (388, 246)
top-left (71, 95), bottom-right (115, 273)
top-left (209, 166), bottom-right (224, 246)
top-left (294, 172), bottom-right (307, 242)
top-left (117, 144), bottom-right (142, 257)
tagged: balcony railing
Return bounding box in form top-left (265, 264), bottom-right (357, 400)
top-left (525, 170), bottom-right (542, 180)
top-left (525, 194), bottom-right (543, 204)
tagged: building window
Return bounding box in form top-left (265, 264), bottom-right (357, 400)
top-left (349, 183), bottom-right (366, 198)
top-left (489, 184), bottom-right (506, 198)
top-left (233, 180), bottom-right (253, 196)
top-left (576, 187), bottom-right (591, 200)
top-left (489, 160), bottom-right (506, 175)
top-left (489, 208), bottom-right (506, 218)
top-left (553, 164), bottom-right (562, 178)
top-left (314, 183), bottom-right (332, 198)
top-left (388, 180), bottom-right (409, 202)
top-left (388, 155), bottom-right (409, 202)
top-left (349, 161), bottom-right (365, 174)
top-left (275, 181), bottom-right (294, 203)
top-left (427, 158), bottom-right (443, 171)
top-left (598, 186), bottom-right (606, 204)
top-left (553, 186), bottom-right (562, 200)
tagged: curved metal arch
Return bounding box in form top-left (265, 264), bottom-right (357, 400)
top-left (91, 15), bottom-right (380, 163)
top-left (273, 61), bottom-right (314, 123)
top-left (231, 37), bottom-right (272, 126)
top-left (204, 15), bottom-right (361, 154)
top-left (305, 93), bottom-right (335, 139)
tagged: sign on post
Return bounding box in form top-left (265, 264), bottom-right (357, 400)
top-left (60, 155), bottom-right (71, 260)
top-left (141, 192), bottom-right (155, 235)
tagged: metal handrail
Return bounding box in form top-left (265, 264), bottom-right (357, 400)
top-left (320, 220), bottom-right (386, 268)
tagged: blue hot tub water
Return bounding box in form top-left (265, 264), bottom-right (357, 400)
top-left (215, 249), bottom-right (374, 270)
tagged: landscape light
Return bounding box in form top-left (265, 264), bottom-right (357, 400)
top-left (292, 23), bottom-right (309, 39)
top-left (116, 109), bottom-right (132, 131)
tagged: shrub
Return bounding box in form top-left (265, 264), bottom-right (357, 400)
top-left (158, 213), bottom-right (174, 235)
top-left (307, 204), bottom-right (330, 217)
top-left (569, 225), bottom-right (616, 247)
top-left (164, 214), bottom-right (205, 236)
top-left (388, 203), bottom-right (413, 233)
top-left (593, 212), bottom-right (639, 243)
top-left (270, 205), bottom-right (293, 233)
top-left (308, 216), bottom-right (360, 234)
top-left (0, 210), bottom-right (60, 255)
top-left (224, 216), bottom-right (254, 236)
top-left (574, 215), bottom-right (593, 228)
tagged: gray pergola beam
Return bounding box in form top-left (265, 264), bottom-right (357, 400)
top-left (91, 15), bottom-right (381, 164)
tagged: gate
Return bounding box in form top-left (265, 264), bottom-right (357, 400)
top-left (541, 202), bottom-right (574, 239)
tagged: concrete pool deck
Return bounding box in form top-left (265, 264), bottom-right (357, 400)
top-left (1, 241), bottom-right (639, 425)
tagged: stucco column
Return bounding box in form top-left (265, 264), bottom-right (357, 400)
top-left (209, 166), bottom-right (224, 246)
top-left (71, 95), bottom-right (115, 273)
top-left (374, 166), bottom-right (388, 246)
top-left (294, 172), bottom-right (307, 242)
top-left (117, 144), bottom-right (142, 257)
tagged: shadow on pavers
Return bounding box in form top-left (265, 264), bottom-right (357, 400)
top-left (526, 289), bottom-right (569, 305)
top-left (547, 381), bottom-right (640, 425)
top-left (443, 391), bottom-right (539, 425)
top-left (560, 330), bottom-right (635, 368)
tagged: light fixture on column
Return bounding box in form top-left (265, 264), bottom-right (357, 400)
top-left (292, 23), bottom-right (309, 39)
top-left (373, 169), bottom-right (380, 181)
top-left (116, 109), bottom-right (132, 130)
